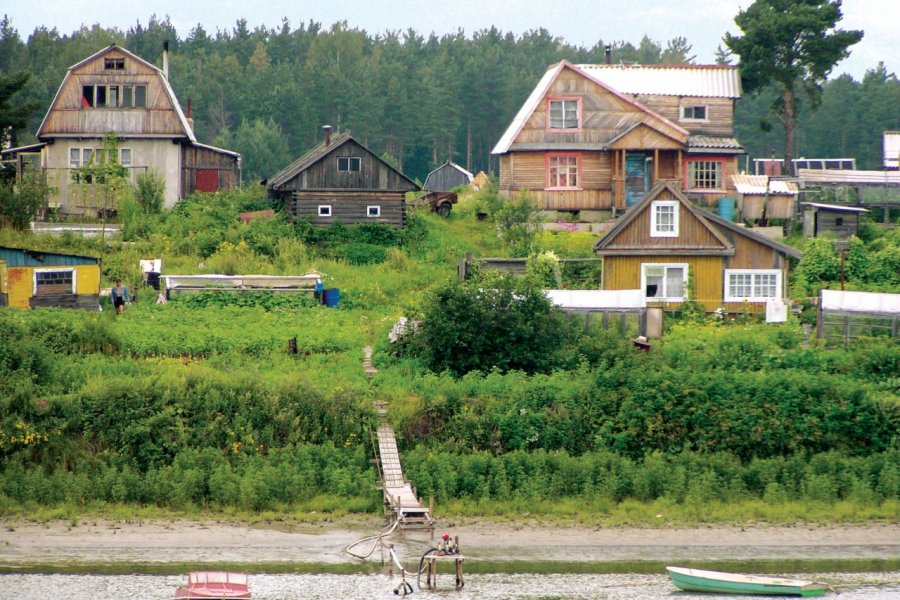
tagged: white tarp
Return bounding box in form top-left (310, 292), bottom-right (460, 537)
top-left (139, 259), bottom-right (162, 273)
top-left (821, 289), bottom-right (900, 316)
top-left (545, 289), bottom-right (645, 310)
top-left (766, 298), bottom-right (788, 323)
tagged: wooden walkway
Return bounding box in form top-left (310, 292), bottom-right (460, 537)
top-left (364, 347), bottom-right (433, 528)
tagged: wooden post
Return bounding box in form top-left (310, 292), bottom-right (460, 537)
top-left (653, 149), bottom-right (659, 183)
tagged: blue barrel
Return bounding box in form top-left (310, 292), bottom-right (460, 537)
top-left (717, 197), bottom-right (735, 221)
top-left (323, 288), bottom-right (340, 308)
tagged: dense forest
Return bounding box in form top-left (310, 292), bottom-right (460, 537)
top-left (2, 14), bottom-right (899, 184)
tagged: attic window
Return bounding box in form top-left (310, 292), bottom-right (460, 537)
top-left (650, 200), bottom-right (679, 237)
top-left (337, 157), bottom-right (361, 172)
top-left (104, 58), bottom-right (125, 70)
top-left (81, 84), bottom-right (146, 108)
top-left (681, 105), bottom-right (707, 121)
top-left (547, 98), bottom-right (580, 130)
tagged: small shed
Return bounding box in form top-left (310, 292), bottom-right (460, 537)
top-left (267, 129), bottom-right (419, 228)
top-left (801, 203), bottom-right (868, 239)
top-left (732, 174), bottom-right (798, 221)
top-left (0, 245), bottom-right (100, 309)
top-left (424, 161), bottom-right (474, 193)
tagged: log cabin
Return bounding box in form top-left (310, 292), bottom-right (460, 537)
top-left (2, 44), bottom-right (240, 215)
top-left (267, 129), bottom-right (420, 228)
top-left (492, 60), bottom-right (744, 213)
top-left (594, 181), bottom-right (802, 312)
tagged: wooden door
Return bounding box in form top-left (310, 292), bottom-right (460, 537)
top-left (196, 169), bottom-right (219, 193)
top-left (625, 152), bottom-right (650, 207)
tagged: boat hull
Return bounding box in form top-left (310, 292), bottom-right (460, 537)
top-left (174, 586), bottom-right (251, 600)
top-left (667, 567), bottom-right (826, 597)
top-left (175, 571), bottom-right (251, 599)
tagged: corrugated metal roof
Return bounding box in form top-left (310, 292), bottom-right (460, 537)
top-left (688, 136), bottom-right (743, 150)
top-left (798, 168), bottom-right (900, 187)
top-left (732, 174), bottom-right (798, 195)
top-left (801, 202), bottom-right (869, 213)
top-left (821, 289), bottom-right (900, 316)
top-left (0, 245), bottom-right (99, 267)
top-left (578, 64), bottom-right (742, 98)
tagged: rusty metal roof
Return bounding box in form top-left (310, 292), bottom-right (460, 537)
top-left (579, 64), bottom-right (742, 98)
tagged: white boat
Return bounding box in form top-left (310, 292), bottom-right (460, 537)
top-left (666, 566), bottom-right (826, 596)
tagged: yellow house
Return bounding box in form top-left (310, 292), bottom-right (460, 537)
top-left (0, 245), bottom-right (101, 309)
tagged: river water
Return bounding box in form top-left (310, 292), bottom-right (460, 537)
top-left (1, 571), bottom-right (898, 599)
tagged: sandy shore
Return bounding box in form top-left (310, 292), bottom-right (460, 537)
top-left (1, 519), bottom-right (898, 568)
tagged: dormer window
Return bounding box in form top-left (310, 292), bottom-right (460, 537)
top-left (681, 105), bottom-right (707, 121)
top-left (547, 98), bottom-right (581, 131)
top-left (337, 157), bottom-right (361, 172)
top-left (650, 200), bottom-right (679, 237)
top-left (104, 58), bottom-right (125, 70)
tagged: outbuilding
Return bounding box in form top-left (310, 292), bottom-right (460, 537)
top-left (0, 245), bottom-right (100, 309)
top-left (801, 202), bottom-right (868, 239)
top-left (423, 161), bottom-right (474, 193)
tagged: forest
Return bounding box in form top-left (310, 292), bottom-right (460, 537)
top-left (2, 14), bottom-right (899, 185)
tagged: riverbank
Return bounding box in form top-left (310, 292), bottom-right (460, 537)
top-left (2, 518), bottom-right (898, 573)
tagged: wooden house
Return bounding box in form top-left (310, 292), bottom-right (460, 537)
top-left (594, 181), bottom-right (802, 312)
top-left (732, 174), bottom-right (798, 221)
top-left (0, 245), bottom-right (100, 309)
top-left (1, 44), bottom-right (240, 214)
top-left (492, 61), bottom-right (743, 213)
top-left (802, 203), bottom-right (868, 239)
top-left (424, 161), bottom-right (474, 192)
top-left (267, 130), bottom-right (420, 228)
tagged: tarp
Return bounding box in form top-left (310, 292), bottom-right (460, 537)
top-left (545, 289), bottom-right (645, 310)
top-left (821, 289), bottom-right (900, 316)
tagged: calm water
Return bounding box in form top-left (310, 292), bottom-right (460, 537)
top-left (1, 572), bottom-right (898, 600)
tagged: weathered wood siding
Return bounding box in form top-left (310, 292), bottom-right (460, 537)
top-left (424, 164), bottom-right (470, 192)
top-left (279, 140), bottom-right (418, 193)
top-left (631, 95), bottom-right (735, 137)
top-left (181, 145), bottom-right (240, 195)
top-left (738, 194), bottom-right (795, 220)
top-left (810, 209), bottom-right (860, 239)
top-left (40, 48), bottom-right (186, 138)
top-left (602, 255), bottom-right (724, 310)
top-left (291, 191), bottom-right (406, 227)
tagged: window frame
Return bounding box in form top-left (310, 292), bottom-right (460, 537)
top-left (724, 269), bottom-right (782, 302)
top-left (545, 153), bottom-right (581, 191)
top-left (104, 58), bottom-right (125, 70)
top-left (546, 97), bottom-right (582, 132)
top-left (337, 156), bottom-right (361, 172)
top-left (641, 263), bottom-right (688, 302)
top-left (680, 105), bottom-right (708, 122)
top-left (119, 148), bottom-right (132, 168)
top-left (33, 268), bottom-right (76, 296)
top-left (684, 157), bottom-right (726, 192)
top-left (650, 200), bottom-right (680, 238)
top-left (81, 84), bottom-right (147, 109)
top-left (317, 205), bottom-right (332, 217)
top-left (366, 205), bottom-right (381, 218)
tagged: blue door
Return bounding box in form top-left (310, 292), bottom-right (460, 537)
top-left (625, 152), bottom-right (650, 207)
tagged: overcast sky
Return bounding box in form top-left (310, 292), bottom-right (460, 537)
top-left (4, 0), bottom-right (896, 80)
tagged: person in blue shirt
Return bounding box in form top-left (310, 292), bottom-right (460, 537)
top-left (111, 278), bottom-right (130, 313)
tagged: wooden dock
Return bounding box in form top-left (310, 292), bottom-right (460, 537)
top-left (365, 347), bottom-right (433, 528)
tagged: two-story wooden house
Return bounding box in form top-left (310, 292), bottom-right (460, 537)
top-left (492, 60), bottom-right (743, 213)
top-left (3, 44), bottom-right (240, 214)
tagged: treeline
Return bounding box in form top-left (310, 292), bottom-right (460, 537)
top-left (3, 14), bottom-right (897, 186)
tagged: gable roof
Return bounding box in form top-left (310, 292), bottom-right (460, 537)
top-left (594, 180), bottom-right (803, 260)
top-left (579, 64), bottom-right (742, 98)
top-left (492, 60), bottom-right (689, 155)
top-left (267, 131), bottom-right (419, 191)
top-left (427, 161), bottom-right (474, 182)
top-left (37, 44), bottom-right (196, 142)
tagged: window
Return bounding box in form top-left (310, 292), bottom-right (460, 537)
top-left (725, 269), bottom-right (781, 301)
top-left (685, 159), bottom-right (724, 191)
top-left (547, 98), bottom-right (580, 130)
top-left (337, 156), bottom-right (361, 172)
top-left (650, 200), bottom-right (679, 237)
top-left (133, 85), bottom-right (147, 108)
top-left (119, 149), bottom-right (132, 168)
top-left (835, 217), bottom-right (844, 226)
top-left (318, 205), bottom-right (332, 217)
top-left (69, 148), bottom-right (81, 168)
top-left (81, 84), bottom-right (146, 108)
top-left (33, 269), bottom-right (76, 296)
top-left (104, 58), bottom-right (125, 70)
top-left (681, 105), bottom-right (707, 121)
top-left (546, 154), bottom-right (579, 189)
top-left (642, 264), bottom-right (687, 301)
top-left (367, 205), bottom-right (381, 218)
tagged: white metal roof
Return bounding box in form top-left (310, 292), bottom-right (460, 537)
top-left (821, 289), bottom-right (900, 316)
top-left (798, 168), bottom-right (900, 187)
top-left (732, 174), bottom-right (799, 195)
top-left (545, 289), bottom-right (645, 310)
top-left (801, 202), bottom-right (869, 213)
top-left (578, 64), bottom-right (742, 98)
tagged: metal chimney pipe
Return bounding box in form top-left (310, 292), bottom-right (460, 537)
top-left (323, 125), bottom-right (332, 146)
top-left (605, 44), bottom-right (612, 65)
top-left (163, 40), bottom-right (170, 79)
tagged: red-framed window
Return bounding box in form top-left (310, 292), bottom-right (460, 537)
top-left (546, 97), bottom-right (582, 132)
top-left (683, 157), bottom-right (726, 192)
top-left (546, 153), bottom-right (581, 190)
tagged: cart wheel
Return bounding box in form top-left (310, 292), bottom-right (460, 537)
top-left (437, 203), bottom-right (451, 217)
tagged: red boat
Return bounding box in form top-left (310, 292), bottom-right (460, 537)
top-left (174, 571), bottom-right (252, 599)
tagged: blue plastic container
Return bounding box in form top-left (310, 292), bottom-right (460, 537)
top-left (323, 288), bottom-right (340, 308)
top-left (717, 197), bottom-right (735, 221)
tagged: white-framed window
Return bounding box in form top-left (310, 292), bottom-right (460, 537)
top-left (685, 159), bottom-right (724, 191)
top-left (650, 200), bottom-right (679, 237)
top-left (119, 148), bottom-right (132, 168)
top-left (317, 205), bottom-right (332, 217)
top-left (641, 263), bottom-right (688, 301)
top-left (82, 149), bottom-right (95, 166)
top-left (33, 268), bottom-right (76, 296)
top-left (69, 148), bottom-right (81, 168)
top-left (546, 154), bottom-right (579, 189)
top-left (547, 98), bottom-right (580, 130)
top-left (681, 105), bottom-right (707, 121)
top-left (725, 269), bottom-right (781, 301)
top-left (367, 205), bottom-right (381, 218)
top-left (81, 84), bottom-right (146, 108)
top-left (337, 156), bottom-right (361, 172)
